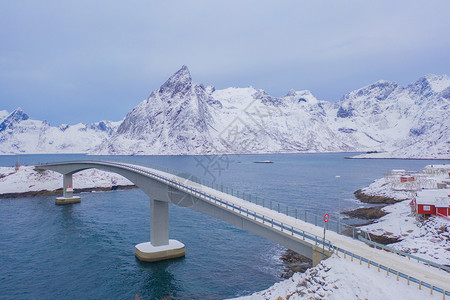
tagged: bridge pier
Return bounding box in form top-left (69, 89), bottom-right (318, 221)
top-left (55, 173), bottom-right (81, 205)
top-left (135, 199), bottom-right (185, 262)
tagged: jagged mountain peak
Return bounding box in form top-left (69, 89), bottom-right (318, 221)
top-left (423, 73), bottom-right (450, 84)
top-left (408, 74), bottom-right (450, 95)
top-left (282, 89), bottom-right (320, 106)
top-left (340, 80), bottom-right (399, 103)
top-left (11, 107), bottom-right (29, 119)
top-left (113, 65), bottom-right (215, 150)
top-left (0, 107), bottom-right (30, 132)
top-left (2, 70), bottom-right (449, 158)
top-left (158, 65), bottom-right (192, 95)
top-left (286, 89), bottom-right (297, 97)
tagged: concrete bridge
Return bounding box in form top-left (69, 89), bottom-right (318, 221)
top-left (36, 160), bottom-right (333, 264)
top-left (36, 160), bottom-right (450, 296)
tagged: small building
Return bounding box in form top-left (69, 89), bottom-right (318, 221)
top-left (400, 176), bottom-right (415, 183)
top-left (413, 189), bottom-right (450, 217)
top-left (391, 169), bottom-right (406, 175)
top-left (423, 164), bottom-right (450, 176)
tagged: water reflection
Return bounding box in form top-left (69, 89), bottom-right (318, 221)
top-left (137, 257), bottom-right (184, 299)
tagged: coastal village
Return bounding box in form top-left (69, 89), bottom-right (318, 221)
top-left (356, 164), bottom-right (450, 266)
top-left (239, 164), bottom-right (450, 299)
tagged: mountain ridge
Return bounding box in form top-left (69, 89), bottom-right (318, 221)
top-left (1, 67), bottom-right (448, 158)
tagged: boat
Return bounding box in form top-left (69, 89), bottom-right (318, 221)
top-left (253, 160), bottom-right (274, 164)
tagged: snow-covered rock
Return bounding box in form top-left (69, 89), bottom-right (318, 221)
top-left (235, 254), bottom-right (442, 300)
top-left (361, 201), bottom-right (450, 266)
top-left (0, 165), bottom-right (133, 194)
top-left (93, 68), bottom-right (449, 157)
top-left (355, 166), bottom-right (450, 265)
top-left (0, 107), bottom-right (122, 154)
top-left (2, 67), bottom-right (449, 158)
top-left (348, 75), bottom-right (450, 159)
top-left (94, 66), bottom-right (219, 155)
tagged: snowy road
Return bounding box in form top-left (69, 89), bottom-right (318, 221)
top-left (36, 160), bottom-right (450, 296)
top-left (141, 164), bottom-right (450, 295)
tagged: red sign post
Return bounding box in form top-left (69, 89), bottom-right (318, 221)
top-left (322, 214), bottom-right (329, 258)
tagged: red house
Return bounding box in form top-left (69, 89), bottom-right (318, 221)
top-left (414, 189), bottom-right (450, 217)
top-left (400, 176), bottom-right (415, 183)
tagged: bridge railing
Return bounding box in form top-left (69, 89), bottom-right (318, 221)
top-left (37, 159), bottom-right (450, 274)
top-left (36, 160), bottom-right (450, 298)
top-left (122, 160), bottom-right (450, 274)
top-left (357, 237), bottom-right (450, 272)
top-left (332, 245), bottom-right (450, 297)
top-left (102, 160), bottom-right (335, 252)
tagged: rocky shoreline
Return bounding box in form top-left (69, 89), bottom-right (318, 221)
top-left (281, 188), bottom-right (403, 277)
top-left (353, 189), bottom-right (400, 204)
top-left (343, 189), bottom-right (403, 244)
top-left (279, 249), bottom-right (312, 279)
top-left (340, 189), bottom-right (400, 222)
top-left (292, 182), bottom-right (418, 277)
top-left (342, 205), bottom-right (387, 220)
top-left (0, 185), bottom-right (138, 199)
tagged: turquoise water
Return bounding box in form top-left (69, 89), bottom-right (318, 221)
top-left (1, 153), bottom-right (448, 299)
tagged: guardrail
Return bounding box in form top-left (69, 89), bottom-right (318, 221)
top-left (37, 160), bottom-right (450, 298)
top-left (358, 236), bottom-right (450, 272)
top-left (333, 245), bottom-right (450, 297)
top-left (37, 158), bottom-right (348, 234)
top-left (37, 160), bottom-right (449, 273)
top-left (103, 160), bottom-right (335, 252)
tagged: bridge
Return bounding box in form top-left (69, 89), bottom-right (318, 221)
top-left (36, 160), bottom-right (450, 297)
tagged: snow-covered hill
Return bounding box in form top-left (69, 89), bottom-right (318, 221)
top-left (336, 75), bottom-right (450, 159)
top-left (0, 165), bottom-right (133, 194)
top-left (2, 67), bottom-right (449, 158)
top-left (0, 107), bottom-right (121, 154)
top-left (93, 66), bottom-right (449, 158)
top-left (236, 254), bottom-right (442, 300)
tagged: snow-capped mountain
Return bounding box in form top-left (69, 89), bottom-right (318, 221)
top-left (334, 75), bottom-right (450, 158)
top-left (0, 108), bottom-right (121, 154)
top-left (2, 67), bottom-right (449, 158)
top-left (97, 66), bottom-right (219, 155)
top-left (93, 67), bottom-right (449, 158)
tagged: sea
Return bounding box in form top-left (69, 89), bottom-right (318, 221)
top-left (0, 153), bottom-right (448, 299)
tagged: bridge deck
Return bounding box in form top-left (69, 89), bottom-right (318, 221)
top-left (138, 163), bottom-right (450, 294)
top-left (38, 160), bottom-right (450, 294)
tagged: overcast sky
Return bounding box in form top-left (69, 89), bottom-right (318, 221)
top-left (1, 0), bottom-right (449, 124)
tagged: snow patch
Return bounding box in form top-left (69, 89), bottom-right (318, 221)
top-left (0, 166), bottom-right (133, 194)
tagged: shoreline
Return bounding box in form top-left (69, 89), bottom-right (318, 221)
top-left (1, 151), bottom-right (448, 160)
top-left (353, 189), bottom-right (402, 204)
top-left (345, 156), bottom-right (449, 160)
top-left (0, 185), bottom-right (138, 199)
top-left (341, 189), bottom-right (404, 245)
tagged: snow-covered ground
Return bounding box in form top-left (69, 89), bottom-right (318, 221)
top-left (0, 165), bottom-right (133, 194)
top-left (236, 254), bottom-right (442, 300)
top-left (357, 167), bottom-right (450, 265)
top-left (362, 201), bottom-right (449, 265)
top-left (236, 165), bottom-right (449, 299)
top-left (356, 170), bottom-right (446, 201)
top-left (351, 151), bottom-right (450, 160)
